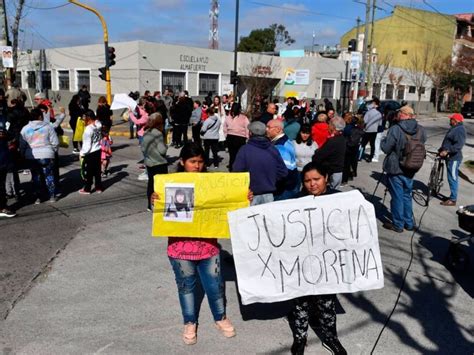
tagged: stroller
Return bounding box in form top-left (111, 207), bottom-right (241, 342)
top-left (446, 205), bottom-right (474, 271)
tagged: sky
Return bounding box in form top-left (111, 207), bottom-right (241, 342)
top-left (6, 0), bottom-right (474, 52)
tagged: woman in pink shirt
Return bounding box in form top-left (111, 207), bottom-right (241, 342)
top-left (223, 103), bottom-right (249, 171)
top-left (151, 143), bottom-right (239, 345)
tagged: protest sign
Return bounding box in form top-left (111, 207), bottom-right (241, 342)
top-left (2, 46), bottom-right (13, 68)
top-left (228, 190), bottom-right (384, 305)
top-left (153, 172), bottom-right (249, 238)
top-left (110, 93), bottom-right (137, 111)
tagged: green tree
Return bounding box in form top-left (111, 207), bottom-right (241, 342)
top-left (238, 23), bottom-right (295, 53)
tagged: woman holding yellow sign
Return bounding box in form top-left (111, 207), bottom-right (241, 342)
top-left (151, 143), bottom-right (251, 345)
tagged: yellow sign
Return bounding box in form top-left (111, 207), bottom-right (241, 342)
top-left (152, 172), bottom-right (250, 238)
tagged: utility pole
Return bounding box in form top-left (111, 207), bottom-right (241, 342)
top-left (69, 0), bottom-right (112, 104)
top-left (233, 0), bottom-right (240, 100)
top-left (359, 0), bottom-right (371, 99)
top-left (0, 0), bottom-right (12, 89)
top-left (366, 0), bottom-right (377, 98)
top-left (355, 16), bottom-right (361, 51)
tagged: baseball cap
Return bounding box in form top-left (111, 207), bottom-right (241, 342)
top-left (248, 121), bottom-right (266, 136)
top-left (448, 113), bottom-right (464, 122)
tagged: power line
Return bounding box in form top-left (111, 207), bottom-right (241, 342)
top-left (422, 0), bottom-right (458, 26)
top-left (23, 2), bottom-right (70, 10)
top-left (247, 1), bottom-right (354, 21)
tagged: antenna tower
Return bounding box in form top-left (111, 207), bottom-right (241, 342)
top-left (209, 0), bottom-right (219, 49)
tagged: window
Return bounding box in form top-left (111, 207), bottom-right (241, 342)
top-left (77, 70), bottom-right (90, 90)
top-left (402, 50), bottom-right (408, 55)
top-left (385, 84), bottom-right (394, 99)
top-left (58, 70), bottom-right (70, 90)
top-left (27, 71), bottom-right (36, 88)
top-left (41, 71), bottom-right (52, 90)
top-left (409, 86), bottom-right (416, 94)
top-left (321, 79), bottom-right (335, 99)
top-left (372, 83), bottom-right (381, 98)
top-left (397, 85), bottom-right (405, 100)
top-left (162, 71), bottom-right (185, 93)
top-left (199, 73), bottom-right (218, 96)
top-left (14, 71), bottom-right (22, 88)
top-left (419, 87), bottom-right (425, 94)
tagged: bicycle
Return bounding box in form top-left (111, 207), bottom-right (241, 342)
top-left (426, 151), bottom-right (445, 204)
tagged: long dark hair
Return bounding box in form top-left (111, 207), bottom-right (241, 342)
top-left (295, 124), bottom-right (313, 146)
top-left (230, 102), bottom-right (241, 118)
top-left (176, 142), bottom-right (207, 172)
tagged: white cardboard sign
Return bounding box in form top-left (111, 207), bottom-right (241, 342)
top-left (228, 190), bottom-right (384, 305)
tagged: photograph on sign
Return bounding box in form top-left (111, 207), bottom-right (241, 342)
top-left (2, 46), bottom-right (13, 68)
top-left (284, 68), bottom-right (296, 85)
top-left (164, 183), bottom-right (195, 222)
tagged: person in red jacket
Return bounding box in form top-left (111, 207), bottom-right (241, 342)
top-left (311, 112), bottom-right (330, 148)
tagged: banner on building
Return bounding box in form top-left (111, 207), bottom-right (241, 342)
top-left (284, 68), bottom-right (310, 86)
top-left (228, 190), bottom-right (384, 305)
top-left (153, 173), bottom-right (249, 238)
top-left (2, 46), bottom-right (13, 68)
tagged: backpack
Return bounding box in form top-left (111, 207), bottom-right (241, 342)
top-left (400, 127), bottom-right (425, 172)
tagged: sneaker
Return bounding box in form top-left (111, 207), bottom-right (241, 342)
top-left (440, 200), bottom-right (456, 206)
top-left (182, 323), bottom-right (197, 345)
top-left (78, 189), bottom-right (91, 195)
top-left (138, 172), bottom-right (148, 181)
top-left (72, 148), bottom-right (80, 155)
top-left (47, 196), bottom-right (58, 203)
top-left (405, 225), bottom-right (415, 231)
top-left (95, 189), bottom-right (103, 194)
top-left (291, 339), bottom-right (307, 355)
top-left (322, 338), bottom-right (347, 355)
top-left (34, 198), bottom-right (41, 205)
top-left (215, 317), bottom-right (236, 338)
top-left (0, 208), bottom-right (16, 218)
top-left (382, 222), bottom-right (403, 233)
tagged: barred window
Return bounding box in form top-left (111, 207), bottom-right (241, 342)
top-left (77, 70), bottom-right (90, 90)
top-left (27, 71), bottom-right (36, 88)
top-left (397, 85), bottom-right (405, 100)
top-left (41, 71), bottom-right (52, 90)
top-left (162, 71), bottom-right (185, 93)
top-left (385, 84), bottom-right (394, 100)
top-left (58, 70), bottom-right (70, 90)
top-left (199, 73), bottom-right (218, 96)
top-left (321, 79), bottom-right (335, 99)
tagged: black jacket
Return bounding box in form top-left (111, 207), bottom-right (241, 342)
top-left (312, 134), bottom-right (346, 174)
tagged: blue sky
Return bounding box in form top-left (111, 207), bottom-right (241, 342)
top-left (7, 0), bottom-right (474, 52)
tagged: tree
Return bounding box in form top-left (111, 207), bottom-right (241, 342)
top-left (427, 56), bottom-right (453, 112)
top-left (238, 23), bottom-right (294, 53)
top-left (406, 43), bottom-right (439, 114)
top-left (12, 0), bottom-right (26, 77)
top-left (371, 52), bottom-right (393, 97)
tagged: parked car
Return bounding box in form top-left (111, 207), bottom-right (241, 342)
top-left (461, 101), bottom-right (474, 119)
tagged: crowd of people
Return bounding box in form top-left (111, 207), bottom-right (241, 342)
top-left (0, 85), bottom-right (467, 354)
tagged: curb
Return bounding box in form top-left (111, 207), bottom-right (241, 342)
top-left (459, 168), bottom-right (474, 184)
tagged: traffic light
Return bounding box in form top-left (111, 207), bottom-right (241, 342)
top-left (108, 46), bottom-right (116, 67)
top-left (99, 67), bottom-right (106, 81)
top-left (230, 70), bottom-right (238, 85)
top-left (348, 39), bottom-right (357, 52)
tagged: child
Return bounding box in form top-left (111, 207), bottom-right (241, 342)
top-left (100, 126), bottom-right (113, 178)
top-left (150, 143), bottom-right (238, 345)
top-left (79, 110), bottom-right (103, 194)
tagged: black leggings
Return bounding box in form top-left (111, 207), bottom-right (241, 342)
top-left (226, 135), bottom-right (247, 171)
top-left (146, 164), bottom-right (168, 209)
top-left (288, 294), bottom-right (338, 345)
top-left (342, 146), bottom-right (359, 183)
top-left (82, 150), bottom-right (102, 192)
top-left (360, 132), bottom-right (377, 160)
top-left (203, 139), bottom-right (219, 167)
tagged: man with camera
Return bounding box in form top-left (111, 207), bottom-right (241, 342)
top-left (381, 105), bottom-right (426, 233)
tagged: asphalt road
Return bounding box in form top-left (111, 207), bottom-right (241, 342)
top-left (0, 117), bottom-right (473, 354)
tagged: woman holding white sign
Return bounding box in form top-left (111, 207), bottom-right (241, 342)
top-left (288, 161), bottom-right (347, 355)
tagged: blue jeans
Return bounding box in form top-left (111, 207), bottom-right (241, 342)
top-left (29, 158), bottom-right (56, 199)
top-left (447, 159), bottom-right (461, 201)
top-left (387, 174), bottom-right (414, 230)
top-left (169, 255), bottom-right (225, 324)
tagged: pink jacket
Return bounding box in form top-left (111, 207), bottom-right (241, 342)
top-left (223, 114), bottom-right (250, 139)
top-left (167, 238), bottom-right (220, 260)
top-left (129, 106), bottom-right (149, 137)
